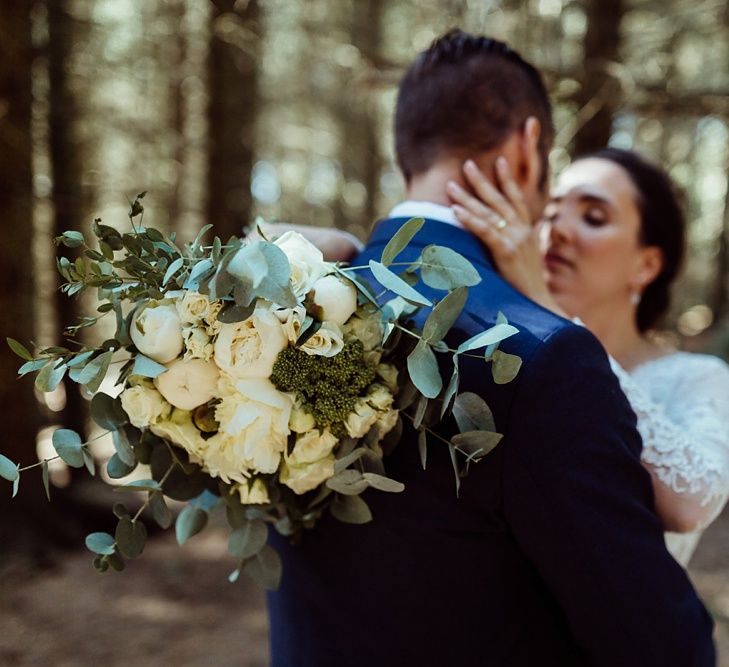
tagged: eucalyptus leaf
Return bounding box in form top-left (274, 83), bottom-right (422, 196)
top-left (333, 447), bottom-right (367, 474)
top-left (244, 545), bottom-right (282, 591)
top-left (452, 392), bottom-right (496, 432)
top-left (107, 453), bottom-right (136, 479)
top-left (492, 350), bottom-right (523, 385)
top-left (78, 350), bottom-right (113, 393)
top-left (0, 454), bottom-right (18, 482)
top-left (418, 430), bottom-right (427, 470)
top-left (451, 430), bottom-right (503, 460)
top-left (149, 492), bottom-right (173, 529)
top-left (184, 258), bottom-right (215, 290)
top-left (381, 217), bottom-right (424, 266)
top-left (90, 392), bottom-right (128, 430)
top-left (52, 429), bottom-right (85, 468)
top-left (18, 358), bottom-right (48, 376)
top-left (85, 532), bottom-right (116, 556)
top-left (362, 473), bottom-right (404, 493)
top-left (163, 257), bottom-right (184, 286)
top-left (82, 448), bottom-right (96, 476)
top-left (66, 350), bottom-right (95, 368)
top-left (226, 243), bottom-right (268, 288)
top-left (368, 260), bottom-right (432, 307)
top-left (420, 245), bottom-right (481, 290)
top-left (132, 354), bottom-right (168, 379)
top-left (228, 520), bottom-right (268, 559)
top-left (457, 323), bottom-right (519, 354)
top-left (6, 337), bottom-right (32, 361)
top-left (112, 427), bottom-right (136, 467)
top-left (216, 303), bottom-right (256, 324)
top-left (407, 340), bottom-right (442, 399)
top-left (331, 494), bottom-right (373, 524)
top-left (448, 444), bottom-right (461, 496)
top-left (326, 469), bottom-right (369, 495)
top-left (440, 362), bottom-right (460, 419)
top-left (423, 287), bottom-right (468, 344)
top-left (115, 517), bottom-right (147, 558)
top-left (12, 475), bottom-right (19, 498)
top-left (114, 479), bottom-right (161, 492)
top-left (35, 361), bottom-right (66, 393)
top-left (175, 504), bottom-right (208, 545)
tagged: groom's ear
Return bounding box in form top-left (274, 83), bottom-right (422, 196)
top-left (518, 116), bottom-right (543, 192)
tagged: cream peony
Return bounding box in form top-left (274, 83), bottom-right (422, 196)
top-left (154, 357), bottom-right (220, 410)
top-left (366, 383), bottom-right (394, 412)
top-left (344, 308), bottom-right (384, 351)
top-left (272, 231), bottom-right (329, 298)
top-left (182, 326), bottom-right (214, 361)
top-left (236, 478), bottom-right (270, 504)
top-left (310, 275), bottom-right (357, 326)
top-left (176, 291), bottom-right (211, 324)
top-left (280, 454), bottom-right (335, 495)
top-left (376, 363), bottom-right (399, 393)
top-left (130, 302), bottom-right (184, 363)
top-left (120, 385), bottom-right (171, 428)
top-left (214, 377), bottom-right (293, 474)
top-left (288, 428), bottom-right (338, 466)
top-left (299, 321), bottom-right (344, 358)
top-left (289, 405), bottom-right (316, 433)
top-left (214, 305), bottom-right (287, 379)
top-left (275, 305), bottom-right (307, 344)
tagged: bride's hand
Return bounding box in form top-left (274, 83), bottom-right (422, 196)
top-left (447, 157), bottom-right (564, 316)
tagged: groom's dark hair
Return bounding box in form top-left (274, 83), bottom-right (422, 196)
top-left (395, 30), bottom-right (553, 185)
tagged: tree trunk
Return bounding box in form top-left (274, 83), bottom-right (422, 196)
top-left (48, 0), bottom-right (87, 438)
top-left (207, 0), bottom-right (261, 240)
top-left (573, 0), bottom-right (624, 156)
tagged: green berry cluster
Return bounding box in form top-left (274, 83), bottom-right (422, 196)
top-left (270, 340), bottom-right (376, 434)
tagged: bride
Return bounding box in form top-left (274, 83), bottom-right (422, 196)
top-left (446, 146), bottom-right (729, 566)
top-left (264, 146), bottom-right (729, 567)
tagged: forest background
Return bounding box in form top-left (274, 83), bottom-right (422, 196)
top-left (1, 1), bottom-right (728, 666)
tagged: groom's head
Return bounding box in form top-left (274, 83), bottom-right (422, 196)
top-left (395, 30), bottom-right (553, 219)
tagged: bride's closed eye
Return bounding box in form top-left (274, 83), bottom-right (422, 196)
top-left (583, 206), bottom-right (607, 227)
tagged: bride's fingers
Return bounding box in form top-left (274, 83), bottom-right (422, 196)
top-left (462, 159), bottom-right (516, 224)
top-left (495, 157), bottom-right (531, 224)
top-left (446, 180), bottom-right (501, 223)
top-left (452, 204), bottom-right (510, 255)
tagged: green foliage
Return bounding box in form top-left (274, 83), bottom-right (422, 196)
top-left (406, 340), bottom-right (442, 399)
top-left (380, 217), bottom-right (424, 266)
top-left (52, 429), bottom-right (85, 468)
top-left (368, 260), bottom-right (432, 307)
top-left (492, 350), bottom-right (523, 385)
top-left (228, 520), bottom-right (268, 560)
top-left (330, 494), bottom-right (372, 524)
top-left (176, 504), bottom-right (208, 545)
top-left (115, 517), bottom-right (147, 558)
top-left (0, 454), bottom-right (19, 482)
top-left (419, 245), bottom-right (481, 290)
top-left (423, 287), bottom-right (468, 344)
top-left (85, 532), bottom-right (116, 556)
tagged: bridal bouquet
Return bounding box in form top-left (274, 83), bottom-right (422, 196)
top-left (1, 192), bottom-right (521, 588)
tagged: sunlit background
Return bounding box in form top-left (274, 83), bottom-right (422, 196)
top-left (1, 1), bottom-right (728, 666)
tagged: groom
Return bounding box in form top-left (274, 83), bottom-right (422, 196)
top-left (267, 31), bottom-right (715, 666)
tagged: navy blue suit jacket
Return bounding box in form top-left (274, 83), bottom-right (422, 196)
top-left (268, 218), bottom-right (715, 667)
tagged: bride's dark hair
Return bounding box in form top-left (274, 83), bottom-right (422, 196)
top-left (578, 148), bottom-right (686, 332)
top-left (395, 29), bottom-right (553, 186)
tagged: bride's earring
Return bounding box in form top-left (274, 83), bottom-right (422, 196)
top-left (629, 291), bottom-right (641, 305)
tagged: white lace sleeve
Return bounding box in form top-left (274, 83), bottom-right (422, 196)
top-left (609, 354), bottom-right (729, 531)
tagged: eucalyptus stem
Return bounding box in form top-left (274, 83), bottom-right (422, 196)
top-left (131, 462), bottom-right (175, 523)
top-left (391, 323), bottom-right (486, 360)
top-left (17, 430), bottom-right (112, 472)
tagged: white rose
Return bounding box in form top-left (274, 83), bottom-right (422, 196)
top-left (236, 478), bottom-right (270, 504)
top-left (376, 363), bottom-right (399, 393)
top-left (130, 302), bottom-right (184, 363)
top-left (373, 408), bottom-right (399, 444)
top-left (273, 231), bottom-right (330, 298)
top-left (288, 428), bottom-right (338, 466)
top-left (183, 326), bottom-right (213, 361)
top-left (151, 408), bottom-right (208, 460)
top-left (154, 357), bottom-right (220, 410)
top-left (120, 385), bottom-right (171, 428)
top-left (289, 405), bottom-right (316, 433)
top-left (214, 377), bottom-right (293, 474)
top-left (311, 275), bottom-right (357, 326)
top-left (204, 301), bottom-right (224, 335)
top-left (344, 308), bottom-right (384, 351)
top-left (176, 291), bottom-right (211, 324)
top-left (280, 454), bottom-right (335, 495)
top-left (299, 321), bottom-right (344, 358)
top-left (214, 305), bottom-right (287, 379)
top-left (344, 397), bottom-right (380, 438)
top-left (366, 383), bottom-right (394, 411)
top-left (275, 305), bottom-right (307, 344)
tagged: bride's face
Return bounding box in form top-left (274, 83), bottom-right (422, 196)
top-left (539, 158), bottom-right (656, 320)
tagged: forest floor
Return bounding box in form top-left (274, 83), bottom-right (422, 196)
top-left (1, 508), bottom-right (728, 667)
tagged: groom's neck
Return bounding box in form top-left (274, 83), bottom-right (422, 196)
top-left (405, 157), bottom-right (496, 205)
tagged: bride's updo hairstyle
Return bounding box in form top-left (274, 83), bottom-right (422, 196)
top-left (579, 148), bottom-right (686, 333)
top-left (395, 29), bottom-right (553, 187)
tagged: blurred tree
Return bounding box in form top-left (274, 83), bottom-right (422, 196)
top-left (0, 1), bottom-right (55, 552)
top-left (207, 0), bottom-right (261, 239)
top-left (48, 0), bottom-right (88, 439)
top-left (573, 0), bottom-right (624, 155)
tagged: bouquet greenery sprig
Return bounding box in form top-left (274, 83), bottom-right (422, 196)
top-left (1, 192), bottom-right (521, 589)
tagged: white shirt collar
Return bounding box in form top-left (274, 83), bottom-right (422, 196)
top-left (387, 200), bottom-right (464, 229)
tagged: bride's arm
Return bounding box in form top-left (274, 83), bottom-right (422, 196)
top-left (609, 355), bottom-right (729, 533)
top-left (249, 222), bottom-right (363, 262)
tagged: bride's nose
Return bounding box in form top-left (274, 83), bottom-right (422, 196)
top-left (547, 212), bottom-right (574, 245)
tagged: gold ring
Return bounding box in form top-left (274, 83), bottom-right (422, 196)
top-left (494, 217), bottom-right (508, 230)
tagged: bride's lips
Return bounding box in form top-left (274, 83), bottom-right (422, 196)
top-left (544, 251), bottom-right (574, 270)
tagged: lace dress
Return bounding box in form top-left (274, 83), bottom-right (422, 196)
top-left (609, 352), bottom-right (729, 566)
